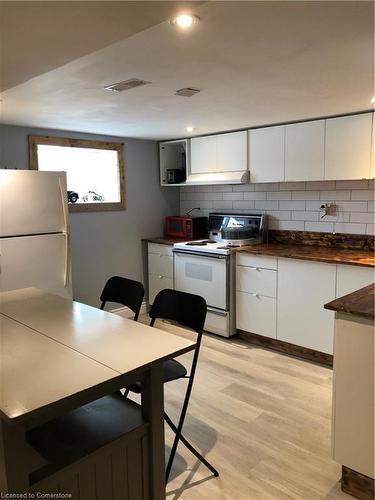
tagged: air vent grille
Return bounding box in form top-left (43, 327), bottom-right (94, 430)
top-left (175, 87), bottom-right (200, 97)
top-left (104, 78), bottom-right (151, 92)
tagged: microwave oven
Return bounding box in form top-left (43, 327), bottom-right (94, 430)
top-left (165, 216), bottom-right (207, 240)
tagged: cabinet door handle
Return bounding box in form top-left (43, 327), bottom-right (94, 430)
top-left (252, 293), bottom-right (259, 298)
top-left (158, 275), bottom-right (163, 279)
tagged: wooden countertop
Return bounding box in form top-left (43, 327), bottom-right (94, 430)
top-left (237, 243), bottom-right (375, 268)
top-left (324, 283), bottom-right (375, 320)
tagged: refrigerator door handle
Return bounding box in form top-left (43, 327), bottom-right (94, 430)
top-left (59, 176), bottom-right (69, 234)
top-left (59, 176), bottom-right (70, 288)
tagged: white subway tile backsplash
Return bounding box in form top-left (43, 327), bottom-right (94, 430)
top-left (179, 180), bottom-right (375, 236)
top-left (292, 191), bottom-right (320, 200)
top-left (255, 182), bottom-right (279, 192)
top-left (337, 201), bottom-right (368, 212)
top-left (266, 210), bottom-right (292, 220)
top-left (279, 182), bottom-right (306, 191)
top-left (233, 183), bottom-right (255, 191)
top-left (223, 192), bottom-right (244, 200)
top-left (267, 191), bottom-right (292, 200)
top-left (334, 223), bottom-right (367, 234)
top-left (305, 222), bottom-right (334, 233)
top-left (292, 211), bottom-right (320, 221)
top-left (243, 191), bottom-right (266, 200)
top-left (212, 185), bottom-right (233, 192)
top-left (305, 181), bottom-right (335, 191)
top-left (279, 201), bottom-right (306, 210)
top-left (336, 180), bottom-right (369, 190)
top-left (254, 200), bottom-right (279, 210)
top-left (232, 200), bottom-right (255, 209)
top-left (350, 212), bottom-right (375, 224)
top-left (351, 190), bottom-right (374, 201)
top-left (319, 190), bottom-right (351, 200)
top-left (213, 200), bottom-right (232, 209)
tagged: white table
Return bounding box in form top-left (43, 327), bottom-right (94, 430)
top-left (0, 288), bottom-right (195, 499)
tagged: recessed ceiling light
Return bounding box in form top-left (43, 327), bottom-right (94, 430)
top-left (170, 14), bottom-right (200, 29)
top-left (185, 126), bottom-right (195, 133)
top-left (371, 97), bottom-right (375, 104)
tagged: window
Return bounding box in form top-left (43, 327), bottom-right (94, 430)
top-left (29, 135), bottom-right (125, 212)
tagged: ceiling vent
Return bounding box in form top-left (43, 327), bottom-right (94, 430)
top-left (104, 78), bottom-right (151, 92)
top-left (175, 87), bottom-right (200, 97)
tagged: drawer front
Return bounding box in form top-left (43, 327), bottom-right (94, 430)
top-left (148, 243), bottom-right (173, 256)
top-left (148, 253), bottom-right (173, 278)
top-left (204, 310), bottom-right (229, 337)
top-left (236, 253), bottom-right (277, 270)
top-left (236, 265), bottom-right (277, 297)
top-left (236, 291), bottom-right (276, 338)
top-left (148, 274), bottom-right (173, 304)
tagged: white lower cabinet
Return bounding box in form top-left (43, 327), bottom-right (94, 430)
top-left (237, 292), bottom-right (277, 338)
top-left (336, 264), bottom-right (374, 298)
top-left (277, 258), bottom-right (336, 354)
top-left (236, 254), bottom-right (277, 339)
top-left (148, 243), bottom-right (173, 304)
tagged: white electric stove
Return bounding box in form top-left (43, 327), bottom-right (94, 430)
top-left (172, 213), bottom-right (267, 337)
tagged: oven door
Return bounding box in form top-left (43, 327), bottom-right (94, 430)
top-left (173, 250), bottom-right (228, 310)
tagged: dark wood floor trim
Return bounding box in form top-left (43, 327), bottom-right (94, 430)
top-left (237, 330), bottom-right (333, 367)
top-left (341, 466), bottom-right (374, 500)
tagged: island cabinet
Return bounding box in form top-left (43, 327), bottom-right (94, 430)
top-left (148, 243), bottom-right (173, 304)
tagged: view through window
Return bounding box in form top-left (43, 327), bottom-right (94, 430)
top-left (29, 136), bottom-right (125, 211)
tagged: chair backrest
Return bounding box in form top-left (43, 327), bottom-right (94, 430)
top-left (100, 276), bottom-right (145, 321)
top-left (149, 289), bottom-right (207, 336)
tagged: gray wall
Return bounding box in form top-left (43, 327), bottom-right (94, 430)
top-left (0, 124), bottom-right (179, 306)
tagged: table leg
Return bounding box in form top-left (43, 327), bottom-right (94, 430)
top-left (141, 364), bottom-right (165, 500)
top-left (0, 419), bottom-right (29, 493)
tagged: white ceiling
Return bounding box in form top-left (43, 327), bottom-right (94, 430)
top-left (1, 1), bottom-right (373, 140)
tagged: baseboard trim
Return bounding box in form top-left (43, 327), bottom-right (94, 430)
top-left (110, 301), bottom-right (148, 319)
top-left (342, 466), bottom-right (374, 500)
top-left (237, 330), bottom-right (333, 367)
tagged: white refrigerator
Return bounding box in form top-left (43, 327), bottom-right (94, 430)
top-left (0, 170), bottom-right (72, 298)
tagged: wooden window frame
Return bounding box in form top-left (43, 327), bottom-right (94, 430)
top-left (29, 135), bottom-right (126, 213)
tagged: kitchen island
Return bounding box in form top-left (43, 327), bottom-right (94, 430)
top-left (0, 288), bottom-right (195, 499)
top-left (325, 284), bottom-right (375, 500)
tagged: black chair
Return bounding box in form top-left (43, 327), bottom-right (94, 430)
top-left (100, 276), bottom-right (144, 321)
top-left (124, 288), bottom-right (219, 482)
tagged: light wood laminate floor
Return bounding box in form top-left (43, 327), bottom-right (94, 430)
top-left (135, 317), bottom-right (350, 500)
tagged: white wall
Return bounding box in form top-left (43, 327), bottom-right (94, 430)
top-left (0, 124), bottom-right (179, 306)
top-left (180, 180), bottom-right (374, 235)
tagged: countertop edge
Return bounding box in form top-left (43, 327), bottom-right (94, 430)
top-left (324, 283), bottom-right (375, 320)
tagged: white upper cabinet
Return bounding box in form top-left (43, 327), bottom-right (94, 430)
top-left (249, 126), bottom-right (285, 183)
top-left (217, 131), bottom-right (247, 172)
top-left (190, 131), bottom-right (247, 175)
top-left (325, 114), bottom-right (372, 180)
top-left (190, 135), bottom-right (217, 174)
top-left (285, 120), bottom-right (325, 181)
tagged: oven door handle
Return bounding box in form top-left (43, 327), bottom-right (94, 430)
top-left (173, 249), bottom-right (228, 260)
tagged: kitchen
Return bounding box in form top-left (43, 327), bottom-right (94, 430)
top-left (0, 1), bottom-right (374, 499)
